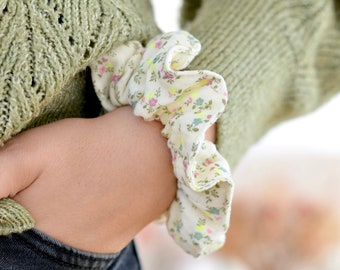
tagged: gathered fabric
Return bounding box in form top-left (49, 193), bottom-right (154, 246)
top-left (90, 31), bottom-right (234, 257)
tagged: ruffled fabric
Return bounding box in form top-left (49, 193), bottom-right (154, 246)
top-left (90, 31), bottom-right (234, 257)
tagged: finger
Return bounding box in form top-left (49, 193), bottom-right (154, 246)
top-left (0, 135), bottom-right (42, 198)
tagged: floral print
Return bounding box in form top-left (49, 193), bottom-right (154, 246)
top-left (90, 31), bottom-right (234, 257)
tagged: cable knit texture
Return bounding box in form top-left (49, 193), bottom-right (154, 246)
top-left (1, 0), bottom-right (340, 248)
top-left (0, 0), bottom-right (158, 235)
top-left (0, 198), bottom-right (34, 235)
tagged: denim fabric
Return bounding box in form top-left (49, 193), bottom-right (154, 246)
top-left (0, 229), bottom-right (141, 270)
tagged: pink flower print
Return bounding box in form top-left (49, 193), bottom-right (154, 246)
top-left (183, 160), bottom-right (188, 170)
top-left (101, 57), bottom-right (108, 62)
top-left (188, 97), bottom-right (193, 104)
top-left (149, 98), bottom-right (158, 107)
top-left (206, 159), bottom-right (213, 165)
top-left (223, 91), bottom-right (228, 97)
top-left (168, 87), bottom-right (177, 98)
top-left (194, 171), bottom-right (199, 177)
top-left (202, 159), bottom-right (212, 167)
top-left (207, 228), bottom-right (213, 234)
top-left (173, 154), bottom-right (177, 162)
top-left (98, 65), bottom-right (106, 75)
top-left (155, 40), bottom-right (162, 49)
top-left (207, 114), bottom-right (212, 120)
top-left (215, 216), bottom-right (222, 221)
top-left (112, 74), bottom-right (120, 82)
top-left (164, 72), bottom-right (174, 79)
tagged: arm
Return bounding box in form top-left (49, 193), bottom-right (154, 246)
top-left (0, 106), bottom-right (177, 253)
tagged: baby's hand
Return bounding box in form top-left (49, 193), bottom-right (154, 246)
top-left (0, 106), bottom-right (176, 253)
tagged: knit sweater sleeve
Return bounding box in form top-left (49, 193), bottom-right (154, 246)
top-left (181, 0), bottom-right (340, 169)
top-left (0, 0), bottom-right (159, 145)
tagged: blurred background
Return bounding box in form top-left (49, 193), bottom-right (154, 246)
top-left (136, 1), bottom-right (340, 269)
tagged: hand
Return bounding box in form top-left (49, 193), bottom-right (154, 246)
top-left (0, 106), bottom-right (176, 253)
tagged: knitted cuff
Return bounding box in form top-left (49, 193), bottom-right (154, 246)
top-left (0, 198), bottom-right (34, 235)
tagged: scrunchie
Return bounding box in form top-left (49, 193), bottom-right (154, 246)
top-left (90, 31), bottom-right (234, 257)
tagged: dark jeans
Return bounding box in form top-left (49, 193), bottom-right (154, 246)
top-left (0, 229), bottom-right (141, 270)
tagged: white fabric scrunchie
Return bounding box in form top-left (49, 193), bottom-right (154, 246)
top-left (90, 31), bottom-right (234, 257)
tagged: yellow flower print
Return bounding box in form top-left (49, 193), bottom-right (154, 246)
top-left (196, 224), bottom-right (205, 232)
top-left (203, 211), bottom-right (213, 218)
top-left (192, 91), bottom-right (199, 98)
top-left (146, 58), bottom-right (152, 66)
top-left (201, 78), bottom-right (213, 86)
top-left (171, 61), bottom-right (179, 70)
top-left (180, 137), bottom-right (184, 145)
top-left (146, 92), bottom-right (153, 99)
top-left (195, 111), bottom-right (205, 118)
top-left (149, 42), bottom-right (155, 49)
top-left (214, 168), bottom-right (221, 174)
top-left (169, 87), bottom-right (177, 94)
top-left (146, 58), bottom-right (155, 71)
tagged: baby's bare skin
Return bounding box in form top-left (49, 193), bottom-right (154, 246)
top-left (0, 106), bottom-right (216, 253)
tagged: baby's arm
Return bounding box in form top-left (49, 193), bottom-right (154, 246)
top-left (0, 106), bottom-right (177, 253)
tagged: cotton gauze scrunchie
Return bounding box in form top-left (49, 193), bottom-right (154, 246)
top-left (90, 31), bottom-right (234, 257)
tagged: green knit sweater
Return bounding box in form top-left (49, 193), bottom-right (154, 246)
top-left (1, 0), bottom-right (340, 237)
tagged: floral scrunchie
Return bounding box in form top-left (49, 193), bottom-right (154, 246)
top-left (90, 31), bottom-right (234, 257)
